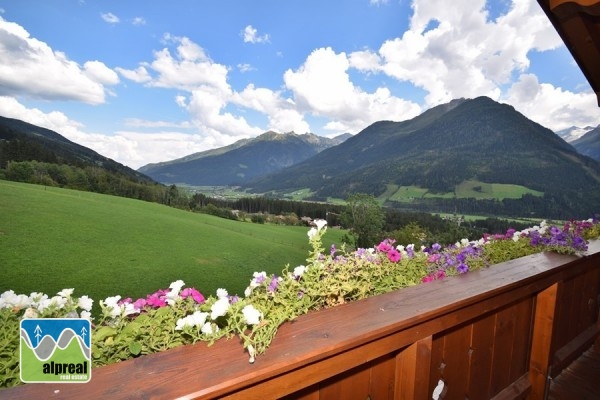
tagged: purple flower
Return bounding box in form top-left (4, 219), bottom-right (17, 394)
top-left (330, 244), bottom-right (336, 256)
top-left (457, 263), bottom-right (469, 274)
top-left (268, 276), bottom-right (280, 293)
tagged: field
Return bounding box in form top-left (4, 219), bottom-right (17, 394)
top-left (0, 180), bottom-right (346, 311)
top-left (384, 180), bottom-right (543, 202)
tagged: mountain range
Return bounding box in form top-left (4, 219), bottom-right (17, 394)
top-left (139, 131), bottom-right (350, 186)
top-left (2, 96), bottom-right (600, 219)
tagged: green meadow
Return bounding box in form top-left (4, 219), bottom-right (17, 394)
top-left (0, 180), bottom-right (346, 310)
top-left (385, 180), bottom-right (543, 202)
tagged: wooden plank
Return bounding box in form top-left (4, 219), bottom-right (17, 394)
top-left (395, 336), bottom-right (432, 399)
top-left (509, 297), bottom-right (535, 382)
top-left (319, 363), bottom-right (371, 400)
top-left (551, 324), bottom-right (600, 377)
top-left (467, 313), bottom-right (496, 399)
top-left (440, 323), bottom-right (472, 398)
top-left (369, 354), bottom-right (396, 400)
top-left (490, 305), bottom-right (516, 396)
top-left (529, 282), bottom-right (559, 399)
top-left (428, 334), bottom-right (445, 393)
top-left (489, 373), bottom-right (531, 400)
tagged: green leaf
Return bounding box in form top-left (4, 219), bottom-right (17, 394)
top-left (128, 341), bottom-right (142, 356)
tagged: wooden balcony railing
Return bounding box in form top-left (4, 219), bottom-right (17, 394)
top-left (3, 241), bottom-right (599, 400)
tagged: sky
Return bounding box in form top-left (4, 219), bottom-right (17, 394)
top-left (1, 0), bottom-right (599, 170)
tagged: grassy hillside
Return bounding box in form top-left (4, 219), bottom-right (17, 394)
top-left (0, 180), bottom-right (346, 311)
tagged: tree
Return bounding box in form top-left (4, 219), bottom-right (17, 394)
top-left (341, 193), bottom-right (385, 248)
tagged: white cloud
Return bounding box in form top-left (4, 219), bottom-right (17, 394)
top-left (233, 84), bottom-right (310, 134)
top-left (115, 65), bottom-right (152, 83)
top-left (0, 18), bottom-right (115, 104)
top-left (132, 17), bottom-right (146, 26)
top-left (101, 12), bottom-right (119, 24)
top-left (0, 96), bottom-right (219, 169)
top-left (284, 47), bottom-right (421, 133)
top-left (370, 0), bottom-right (389, 5)
top-left (505, 74), bottom-right (599, 131)
top-left (237, 63), bottom-right (254, 73)
top-left (148, 35), bottom-right (230, 93)
top-left (370, 0), bottom-right (563, 107)
top-left (242, 25), bottom-right (270, 44)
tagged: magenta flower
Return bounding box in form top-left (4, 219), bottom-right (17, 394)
top-left (376, 239), bottom-right (394, 253)
top-left (387, 248), bottom-right (401, 263)
top-left (181, 287), bottom-right (205, 304)
top-left (133, 298), bottom-right (147, 310)
top-left (146, 289), bottom-right (169, 308)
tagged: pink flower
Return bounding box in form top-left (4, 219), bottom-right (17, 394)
top-left (146, 289), bottom-right (169, 308)
top-left (422, 275), bottom-right (434, 283)
top-left (133, 298), bottom-right (147, 310)
top-left (376, 239), bottom-right (394, 253)
top-left (181, 287), bottom-right (205, 304)
top-left (387, 249), bottom-right (401, 263)
top-left (427, 254), bottom-right (441, 263)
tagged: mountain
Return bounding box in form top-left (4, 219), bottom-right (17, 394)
top-left (571, 126), bottom-right (600, 161)
top-left (555, 125), bottom-right (596, 142)
top-left (245, 97), bottom-right (600, 219)
top-left (0, 116), bottom-right (154, 184)
top-left (138, 131), bottom-right (348, 186)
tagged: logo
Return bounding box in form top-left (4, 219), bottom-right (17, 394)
top-left (20, 318), bottom-right (91, 383)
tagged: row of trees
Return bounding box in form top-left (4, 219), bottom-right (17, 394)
top-left (1, 160), bottom-right (170, 204)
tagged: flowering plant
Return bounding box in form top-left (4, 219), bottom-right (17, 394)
top-left (1, 218), bottom-right (598, 388)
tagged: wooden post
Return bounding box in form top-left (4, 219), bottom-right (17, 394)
top-left (528, 282), bottom-right (560, 399)
top-left (395, 336), bottom-right (433, 400)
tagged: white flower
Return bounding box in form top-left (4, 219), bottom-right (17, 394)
top-left (77, 295), bottom-right (94, 312)
top-left (49, 295), bottom-right (67, 309)
top-left (169, 280), bottom-right (185, 294)
top-left (57, 288), bottom-right (74, 298)
top-left (123, 303), bottom-right (139, 317)
top-left (242, 304), bottom-right (262, 325)
top-left (216, 288), bottom-right (228, 299)
top-left (102, 295), bottom-right (122, 318)
top-left (314, 219), bottom-right (327, 231)
top-left (80, 310), bottom-right (92, 320)
top-left (293, 265), bottom-right (306, 278)
top-left (244, 286), bottom-right (252, 297)
top-left (201, 322), bottom-right (215, 335)
top-left (307, 227), bottom-right (317, 239)
top-left (176, 311), bottom-right (210, 330)
top-left (23, 307), bottom-right (39, 319)
top-left (175, 317), bottom-right (189, 331)
top-left (210, 297), bottom-right (230, 320)
top-left (165, 280), bottom-right (186, 305)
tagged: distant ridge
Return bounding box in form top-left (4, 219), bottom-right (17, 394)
top-left (138, 131), bottom-right (348, 186)
top-left (572, 125), bottom-right (600, 162)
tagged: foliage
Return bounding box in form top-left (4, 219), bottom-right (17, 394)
top-left (340, 193), bottom-right (385, 248)
top-left (1, 218), bottom-right (598, 388)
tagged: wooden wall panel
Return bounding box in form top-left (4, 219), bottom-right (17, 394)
top-left (467, 313), bottom-right (497, 399)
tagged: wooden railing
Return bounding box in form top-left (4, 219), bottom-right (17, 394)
top-left (3, 241), bottom-right (600, 400)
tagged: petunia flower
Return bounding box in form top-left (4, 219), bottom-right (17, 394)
top-left (210, 297), bottom-right (230, 320)
top-left (242, 304), bottom-right (262, 325)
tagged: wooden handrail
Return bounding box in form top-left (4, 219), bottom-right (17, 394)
top-left (2, 241), bottom-right (599, 399)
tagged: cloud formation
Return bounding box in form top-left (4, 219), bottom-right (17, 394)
top-left (0, 17), bottom-right (116, 104)
top-left (242, 25), bottom-right (270, 44)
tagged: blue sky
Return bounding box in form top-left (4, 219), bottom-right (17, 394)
top-left (0, 0), bottom-right (599, 169)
